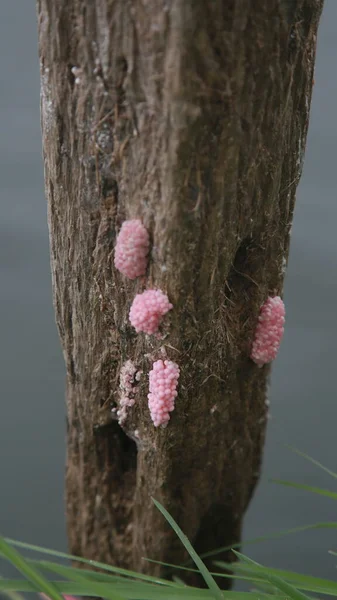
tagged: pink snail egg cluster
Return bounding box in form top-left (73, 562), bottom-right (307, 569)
top-left (250, 296), bottom-right (285, 366)
top-left (148, 360), bottom-right (180, 427)
top-left (114, 219), bottom-right (150, 279)
top-left (129, 289), bottom-right (173, 334)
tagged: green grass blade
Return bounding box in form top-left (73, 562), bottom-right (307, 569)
top-left (25, 558), bottom-right (138, 584)
top-left (0, 592), bottom-right (25, 600)
top-left (231, 552), bottom-right (279, 593)
top-left (144, 557), bottom-right (200, 572)
top-left (0, 579), bottom-right (286, 600)
top-left (30, 562), bottom-right (137, 600)
top-left (286, 446), bottom-right (337, 481)
top-left (214, 560), bottom-right (337, 596)
top-left (138, 557), bottom-right (279, 586)
top-left (232, 552), bottom-right (312, 600)
top-left (31, 560), bottom-right (205, 599)
top-left (27, 557), bottom-right (182, 588)
top-left (0, 581), bottom-right (207, 599)
top-left (4, 537), bottom-right (173, 586)
top-left (0, 537), bottom-right (63, 600)
top-left (232, 552), bottom-right (258, 566)
top-left (7, 521), bottom-right (337, 583)
top-left (271, 480), bottom-right (337, 499)
top-left (200, 522), bottom-right (337, 560)
top-left (0, 578), bottom-right (207, 600)
top-left (254, 567), bottom-right (337, 596)
top-left (217, 559), bottom-right (334, 595)
top-left (0, 580), bottom-right (85, 595)
top-left (152, 498), bottom-right (223, 600)
top-left (145, 522), bottom-right (337, 573)
top-left (253, 571), bottom-right (312, 600)
top-left (0, 581), bottom-right (25, 600)
top-left (144, 558), bottom-right (255, 583)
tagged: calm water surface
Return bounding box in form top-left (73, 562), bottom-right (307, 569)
top-left (1, 1), bottom-right (337, 583)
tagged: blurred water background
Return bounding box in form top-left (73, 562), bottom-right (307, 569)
top-left (1, 0), bottom-right (337, 584)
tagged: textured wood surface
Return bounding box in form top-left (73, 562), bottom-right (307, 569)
top-left (37, 0), bottom-right (323, 581)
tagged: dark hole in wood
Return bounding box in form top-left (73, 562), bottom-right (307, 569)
top-left (94, 421), bottom-right (137, 476)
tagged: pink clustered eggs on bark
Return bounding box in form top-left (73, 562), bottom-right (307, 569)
top-left (114, 219), bottom-right (150, 279)
top-left (148, 360), bottom-right (180, 427)
top-left (129, 289), bottom-right (173, 334)
top-left (113, 218), bottom-right (286, 426)
top-left (250, 296), bottom-right (285, 366)
top-left (113, 218), bottom-right (180, 428)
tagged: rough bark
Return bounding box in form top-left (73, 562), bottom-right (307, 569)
top-left (37, 0), bottom-right (323, 582)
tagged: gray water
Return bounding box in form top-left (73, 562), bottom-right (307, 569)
top-left (1, 0), bottom-right (337, 585)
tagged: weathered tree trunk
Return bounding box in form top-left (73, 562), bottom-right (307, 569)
top-left (37, 0), bottom-right (323, 582)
